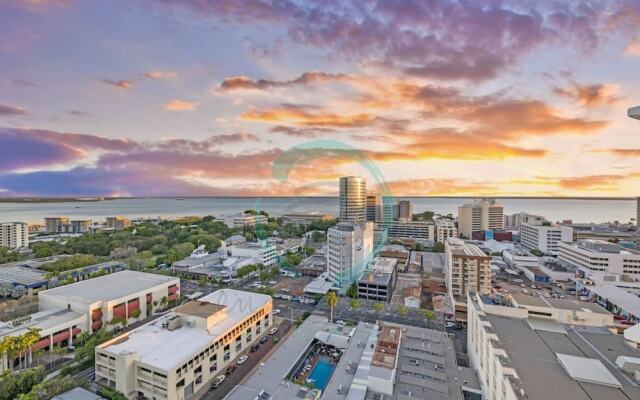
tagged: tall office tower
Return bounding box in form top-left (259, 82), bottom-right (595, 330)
top-left (457, 199), bottom-right (504, 239)
top-left (397, 200), bottom-right (413, 221)
top-left (366, 193), bottom-right (381, 222)
top-left (339, 176), bottom-right (366, 223)
top-left (0, 222), bottom-right (28, 250)
top-left (326, 222), bottom-right (373, 289)
top-left (45, 217), bottom-right (70, 234)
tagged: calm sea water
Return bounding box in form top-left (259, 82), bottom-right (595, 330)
top-left (0, 197), bottom-right (636, 224)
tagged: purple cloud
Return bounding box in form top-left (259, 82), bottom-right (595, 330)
top-left (0, 104), bottom-right (27, 116)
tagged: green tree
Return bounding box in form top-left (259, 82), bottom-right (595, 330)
top-left (373, 302), bottom-right (384, 314)
top-left (346, 283), bottom-right (358, 299)
top-left (398, 305), bottom-right (408, 316)
top-left (198, 276), bottom-right (207, 288)
top-left (327, 291), bottom-right (338, 323)
top-left (412, 242), bottom-right (425, 251)
top-left (423, 310), bottom-right (436, 321)
top-left (304, 246), bottom-right (315, 257)
top-left (431, 242), bottom-right (445, 253)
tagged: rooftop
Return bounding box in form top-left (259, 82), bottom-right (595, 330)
top-left (483, 312), bottom-right (640, 400)
top-left (101, 289), bottom-right (271, 371)
top-left (39, 270), bottom-right (177, 304)
top-left (0, 307), bottom-right (85, 338)
top-left (174, 301), bottom-right (225, 319)
top-left (446, 238), bottom-right (489, 258)
top-left (0, 265), bottom-right (47, 288)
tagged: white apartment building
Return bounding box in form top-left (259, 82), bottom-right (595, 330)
top-left (466, 293), bottom-right (636, 400)
top-left (435, 218), bottom-right (457, 243)
top-left (339, 176), bottom-right (366, 223)
top-left (457, 199), bottom-right (504, 239)
top-left (326, 222), bottom-right (373, 289)
top-left (96, 290), bottom-right (272, 400)
top-left (106, 216), bottom-right (132, 229)
top-left (0, 222), bottom-right (28, 250)
top-left (39, 270), bottom-right (179, 333)
top-left (445, 238), bottom-right (491, 307)
top-left (374, 220), bottom-right (434, 242)
top-left (225, 213), bottom-right (268, 229)
top-left (558, 239), bottom-right (640, 277)
top-left (229, 242), bottom-right (278, 267)
top-left (520, 223), bottom-right (573, 254)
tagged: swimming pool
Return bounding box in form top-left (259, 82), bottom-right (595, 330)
top-left (307, 357), bottom-right (336, 391)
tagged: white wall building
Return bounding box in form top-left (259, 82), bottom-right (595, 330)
top-left (457, 199), bottom-right (504, 239)
top-left (39, 270), bottom-right (179, 333)
top-left (224, 214), bottom-right (268, 229)
top-left (229, 242), bottom-right (278, 267)
top-left (435, 218), bottom-right (457, 243)
top-left (503, 212), bottom-right (547, 230)
top-left (558, 239), bottom-right (640, 277)
top-left (0, 222), bottom-right (28, 250)
top-left (374, 220), bottom-right (434, 241)
top-left (520, 223), bottom-right (573, 254)
top-left (96, 290), bottom-right (272, 400)
top-left (326, 221), bottom-right (373, 289)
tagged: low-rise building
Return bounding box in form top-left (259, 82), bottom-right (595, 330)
top-left (106, 216), bottom-right (132, 229)
top-left (281, 212), bottom-right (332, 226)
top-left (503, 211), bottom-right (547, 230)
top-left (0, 222), bottom-right (28, 250)
top-left (229, 242), bottom-right (278, 267)
top-left (173, 246), bottom-right (256, 279)
top-left (0, 265), bottom-right (48, 295)
top-left (45, 217), bottom-right (70, 234)
top-left (520, 223), bottom-right (573, 254)
top-left (357, 257), bottom-right (397, 302)
top-left (39, 270), bottom-right (179, 333)
top-left (559, 239), bottom-right (640, 278)
top-left (96, 289), bottom-right (273, 400)
top-left (224, 213), bottom-right (268, 229)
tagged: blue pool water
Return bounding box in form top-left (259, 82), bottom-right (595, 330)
top-left (307, 358), bottom-right (336, 391)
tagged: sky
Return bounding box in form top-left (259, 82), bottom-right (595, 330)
top-left (1, 0), bottom-right (639, 198)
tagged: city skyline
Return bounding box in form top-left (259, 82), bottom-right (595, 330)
top-left (1, 1), bottom-right (640, 197)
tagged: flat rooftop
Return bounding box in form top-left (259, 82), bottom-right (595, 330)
top-left (0, 265), bottom-right (47, 287)
top-left (174, 301), bottom-right (225, 318)
top-left (359, 271), bottom-right (392, 286)
top-left (506, 284), bottom-right (610, 315)
top-left (101, 289), bottom-right (270, 371)
top-left (485, 314), bottom-right (640, 400)
top-left (39, 270), bottom-right (177, 304)
top-left (0, 308), bottom-right (84, 338)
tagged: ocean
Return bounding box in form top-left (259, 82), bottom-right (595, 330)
top-left (0, 197), bottom-right (636, 225)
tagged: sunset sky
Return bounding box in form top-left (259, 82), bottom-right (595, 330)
top-left (1, 0), bottom-right (640, 197)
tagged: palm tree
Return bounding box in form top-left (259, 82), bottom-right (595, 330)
top-left (77, 331), bottom-right (91, 348)
top-left (24, 328), bottom-right (42, 367)
top-left (160, 296), bottom-right (168, 310)
top-left (327, 291), bottom-right (338, 323)
top-left (0, 336), bottom-right (10, 372)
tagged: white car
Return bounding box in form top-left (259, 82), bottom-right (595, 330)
top-left (237, 355), bottom-right (249, 365)
top-left (336, 320), bottom-right (346, 326)
top-left (269, 327), bottom-right (279, 335)
top-left (211, 374), bottom-right (225, 388)
top-left (280, 288), bottom-right (290, 293)
top-left (272, 309), bottom-right (281, 315)
top-left (269, 280), bottom-right (278, 285)
top-left (579, 296), bottom-right (589, 301)
top-left (445, 322), bottom-right (456, 329)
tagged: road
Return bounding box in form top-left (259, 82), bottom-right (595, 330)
top-left (200, 319), bottom-right (292, 400)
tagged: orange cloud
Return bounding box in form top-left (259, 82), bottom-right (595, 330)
top-left (163, 99), bottom-right (199, 111)
top-left (594, 148), bottom-right (640, 157)
top-left (144, 70), bottom-right (178, 79)
top-left (554, 82), bottom-right (621, 107)
top-left (101, 79), bottom-right (132, 90)
top-left (625, 39), bottom-right (640, 56)
top-left (241, 106), bottom-right (381, 128)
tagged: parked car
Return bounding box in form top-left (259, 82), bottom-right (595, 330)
top-left (336, 320), bottom-right (346, 326)
top-left (269, 327), bottom-right (279, 335)
top-left (225, 365), bottom-right (236, 375)
top-left (269, 280), bottom-right (278, 285)
top-left (237, 355), bottom-right (249, 365)
top-left (260, 336), bottom-right (270, 344)
top-left (272, 309), bottom-right (281, 315)
top-left (212, 375), bottom-right (225, 388)
top-left (280, 288), bottom-right (290, 293)
top-left (250, 344), bottom-right (260, 353)
top-left (445, 322), bottom-right (456, 329)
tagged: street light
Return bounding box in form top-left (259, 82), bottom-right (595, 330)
top-left (628, 106), bottom-right (640, 120)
